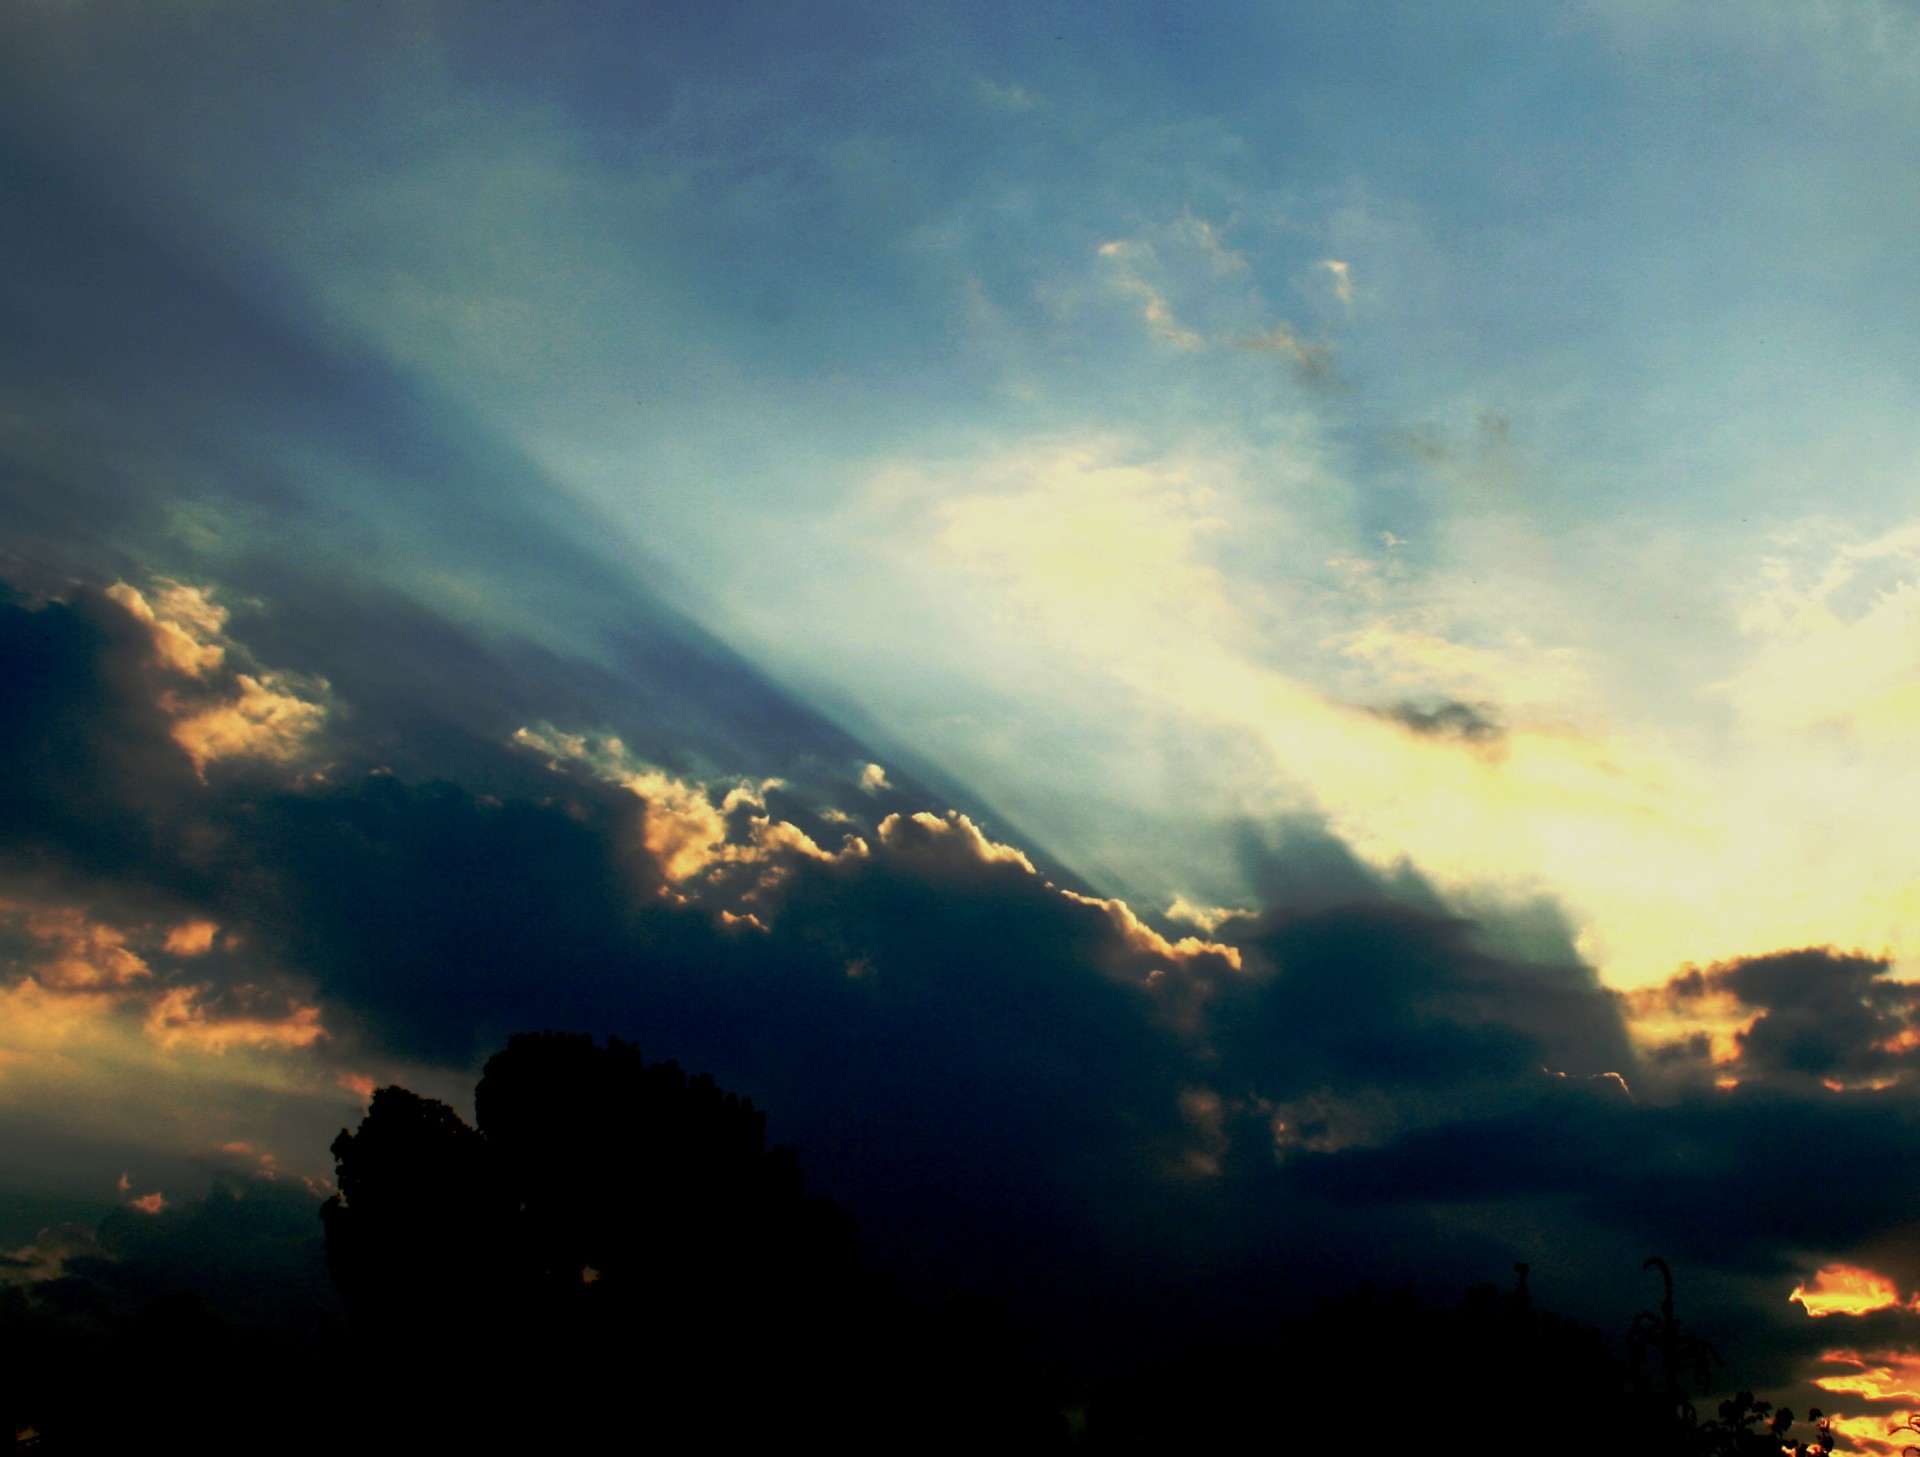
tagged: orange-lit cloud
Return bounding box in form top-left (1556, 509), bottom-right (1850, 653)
top-left (142, 986), bottom-right (325, 1054)
top-left (167, 672), bottom-right (327, 772)
top-left (1814, 1348), bottom-right (1920, 1403)
top-left (105, 578), bottom-right (227, 677)
top-left (1059, 888), bottom-right (1242, 978)
top-left (1792, 1264), bottom-right (1913, 1318)
top-left (11, 903), bottom-right (153, 990)
top-left (1822, 1400), bottom-right (1920, 1457)
top-left (511, 726), bottom-right (763, 881)
top-left (511, 728), bottom-right (1244, 1016)
top-left (127, 1191), bottom-right (166, 1214)
top-left (876, 809), bottom-right (1036, 874)
top-left (107, 579), bottom-right (328, 774)
top-left (163, 919), bottom-right (219, 956)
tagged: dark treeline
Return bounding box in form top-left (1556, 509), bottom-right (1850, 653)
top-left (1085, 1263), bottom-right (1835, 1455)
top-left (1, 1033), bottom-right (1840, 1453)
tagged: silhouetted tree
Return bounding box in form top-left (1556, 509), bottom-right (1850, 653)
top-left (1630, 1256), bottom-right (1723, 1428)
top-left (322, 1032), bottom-right (1073, 1452)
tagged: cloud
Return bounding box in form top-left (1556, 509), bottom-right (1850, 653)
top-left (1322, 258), bottom-right (1352, 306)
top-left (1234, 321), bottom-right (1339, 382)
top-left (1371, 698), bottom-right (1506, 748)
top-left (33, 560), bottom-right (1920, 1409)
top-left (9, 902), bottom-right (154, 990)
top-left (1630, 948), bottom-right (1920, 1092)
top-left (1097, 228), bottom-right (1339, 381)
top-left (1718, 519), bottom-right (1920, 751)
top-left (142, 985), bottom-right (324, 1055)
top-left (104, 580), bottom-right (229, 678)
top-left (104, 580), bottom-right (328, 776)
top-left (1793, 1265), bottom-right (1914, 1319)
top-left (164, 919), bottom-right (219, 956)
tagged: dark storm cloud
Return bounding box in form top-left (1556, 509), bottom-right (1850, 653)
top-left (1372, 698), bottom-right (1506, 747)
top-left (1218, 900), bottom-right (1636, 1095)
top-left (0, 584), bottom-right (206, 901)
top-left (1682, 947), bottom-right (1920, 1088)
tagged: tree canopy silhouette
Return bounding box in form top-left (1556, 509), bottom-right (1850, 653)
top-left (321, 1032), bottom-right (1072, 1452)
top-left (322, 1032), bottom-right (864, 1446)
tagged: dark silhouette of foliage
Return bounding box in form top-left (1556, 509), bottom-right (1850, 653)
top-left (1630, 1255), bottom-right (1723, 1426)
top-left (321, 1031), bottom-right (1073, 1452)
top-left (1082, 1257), bottom-right (1840, 1455)
top-left (1695, 1390), bottom-right (1836, 1456)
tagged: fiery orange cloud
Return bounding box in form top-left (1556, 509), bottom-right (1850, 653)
top-left (1815, 1349), bottom-right (1920, 1404)
top-left (1792, 1264), bottom-right (1913, 1318)
top-left (1824, 1407), bottom-right (1920, 1457)
top-left (127, 1191), bottom-right (166, 1214)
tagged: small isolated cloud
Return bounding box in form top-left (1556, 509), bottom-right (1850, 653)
top-left (974, 77), bottom-right (1037, 111)
top-left (1322, 258), bottom-right (1353, 305)
top-left (1372, 699), bottom-right (1506, 748)
top-left (1234, 321), bottom-right (1340, 384)
top-left (1098, 239), bottom-right (1207, 351)
top-left (163, 919), bottom-right (219, 956)
top-left (859, 762), bottom-right (891, 794)
top-left (127, 1190), bottom-right (166, 1215)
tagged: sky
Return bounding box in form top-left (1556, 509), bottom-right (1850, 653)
top-left (7, 0), bottom-right (1920, 1442)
